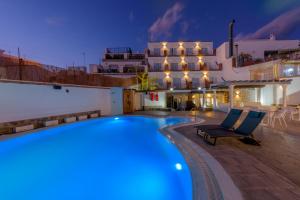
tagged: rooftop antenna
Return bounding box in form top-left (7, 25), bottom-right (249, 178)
top-left (17, 47), bottom-right (22, 80)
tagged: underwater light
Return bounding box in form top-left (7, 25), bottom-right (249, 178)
top-left (114, 117), bottom-right (119, 120)
top-left (175, 163), bottom-right (183, 170)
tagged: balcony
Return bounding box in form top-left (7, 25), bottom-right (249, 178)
top-left (148, 63), bottom-right (222, 72)
top-left (97, 66), bottom-right (145, 74)
top-left (103, 53), bottom-right (145, 61)
top-left (155, 80), bottom-right (213, 90)
top-left (147, 49), bottom-right (215, 57)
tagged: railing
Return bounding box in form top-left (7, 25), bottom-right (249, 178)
top-left (147, 52), bottom-right (214, 57)
top-left (148, 64), bottom-right (222, 72)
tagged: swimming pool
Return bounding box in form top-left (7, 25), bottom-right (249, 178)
top-left (0, 116), bottom-right (192, 200)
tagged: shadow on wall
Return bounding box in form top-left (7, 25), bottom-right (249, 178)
top-left (279, 90), bottom-right (300, 105)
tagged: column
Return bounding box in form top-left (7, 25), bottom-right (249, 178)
top-left (213, 90), bottom-right (217, 110)
top-left (202, 90), bottom-right (206, 111)
top-left (256, 88), bottom-right (261, 103)
top-left (229, 85), bottom-right (234, 111)
top-left (273, 85), bottom-right (278, 105)
top-left (282, 84), bottom-right (288, 108)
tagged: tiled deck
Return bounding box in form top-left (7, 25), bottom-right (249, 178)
top-left (135, 111), bottom-right (300, 200)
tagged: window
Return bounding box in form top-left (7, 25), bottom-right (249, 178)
top-left (192, 78), bottom-right (200, 88)
top-left (170, 48), bottom-right (177, 56)
top-left (153, 48), bottom-right (161, 56)
top-left (188, 63), bottom-right (195, 71)
top-left (153, 63), bottom-right (162, 71)
top-left (170, 63), bottom-right (179, 71)
top-left (186, 48), bottom-right (193, 56)
top-left (201, 48), bottom-right (209, 55)
top-left (173, 78), bottom-right (181, 89)
top-left (157, 79), bottom-right (164, 88)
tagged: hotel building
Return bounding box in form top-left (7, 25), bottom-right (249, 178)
top-left (146, 41), bottom-right (222, 90)
top-left (92, 47), bottom-right (147, 78)
top-left (142, 38), bottom-right (300, 111)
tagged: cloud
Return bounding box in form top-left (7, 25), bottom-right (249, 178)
top-left (236, 7), bottom-right (300, 40)
top-left (148, 2), bottom-right (184, 41)
top-left (45, 17), bottom-right (67, 26)
top-left (263, 0), bottom-right (300, 14)
top-left (129, 11), bottom-right (134, 23)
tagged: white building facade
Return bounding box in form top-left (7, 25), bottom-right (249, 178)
top-left (142, 38), bottom-right (300, 111)
top-left (146, 41), bottom-right (222, 90)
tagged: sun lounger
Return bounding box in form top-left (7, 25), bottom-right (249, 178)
top-left (195, 109), bottom-right (243, 135)
top-left (202, 111), bottom-right (266, 145)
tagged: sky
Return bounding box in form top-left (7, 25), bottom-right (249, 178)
top-left (0, 0), bottom-right (300, 67)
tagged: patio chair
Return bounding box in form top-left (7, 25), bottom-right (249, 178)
top-left (195, 109), bottom-right (243, 136)
top-left (272, 109), bottom-right (287, 128)
top-left (202, 111), bottom-right (266, 145)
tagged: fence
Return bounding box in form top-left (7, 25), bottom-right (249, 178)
top-left (0, 65), bottom-right (136, 87)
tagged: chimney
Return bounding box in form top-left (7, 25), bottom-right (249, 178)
top-left (229, 20), bottom-right (235, 57)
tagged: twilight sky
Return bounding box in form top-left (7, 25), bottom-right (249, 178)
top-left (0, 0), bottom-right (300, 67)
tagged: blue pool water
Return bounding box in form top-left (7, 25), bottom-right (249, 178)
top-left (0, 116), bottom-right (192, 200)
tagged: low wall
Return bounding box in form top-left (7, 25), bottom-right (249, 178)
top-left (0, 80), bottom-right (113, 123)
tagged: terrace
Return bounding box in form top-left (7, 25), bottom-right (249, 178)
top-left (134, 110), bottom-right (300, 200)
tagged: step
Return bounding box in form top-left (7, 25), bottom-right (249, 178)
top-left (44, 120), bottom-right (59, 127)
top-left (14, 124), bottom-right (34, 133)
top-left (77, 115), bottom-right (88, 121)
top-left (64, 117), bottom-right (76, 123)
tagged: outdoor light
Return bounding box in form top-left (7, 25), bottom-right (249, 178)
top-left (170, 88), bottom-right (174, 91)
top-left (175, 163), bottom-right (183, 170)
top-left (165, 72), bottom-right (170, 79)
top-left (181, 56), bottom-right (186, 64)
top-left (184, 71), bottom-right (189, 79)
top-left (198, 56), bottom-right (203, 64)
top-left (198, 87), bottom-right (202, 90)
top-left (164, 58), bottom-right (168, 65)
top-left (179, 42), bottom-right (184, 48)
top-left (162, 42), bottom-right (168, 49)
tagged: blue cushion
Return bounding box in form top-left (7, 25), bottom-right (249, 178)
top-left (220, 109), bottom-right (243, 129)
top-left (236, 111), bottom-right (266, 136)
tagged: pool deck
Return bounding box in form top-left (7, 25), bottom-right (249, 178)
top-left (134, 111), bottom-right (300, 200)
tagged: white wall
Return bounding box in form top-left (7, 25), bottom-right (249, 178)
top-left (282, 77), bottom-right (300, 105)
top-left (260, 77), bottom-right (300, 106)
top-left (144, 92), bottom-right (166, 108)
top-left (0, 82), bottom-right (114, 123)
top-left (235, 39), bottom-right (300, 59)
top-left (110, 87), bottom-right (123, 115)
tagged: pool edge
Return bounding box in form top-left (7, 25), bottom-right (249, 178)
top-left (160, 121), bottom-right (244, 200)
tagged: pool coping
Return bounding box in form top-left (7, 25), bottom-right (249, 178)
top-left (161, 120), bottom-right (244, 200)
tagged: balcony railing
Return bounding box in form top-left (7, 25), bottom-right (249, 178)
top-left (97, 68), bottom-right (145, 74)
top-left (155, 81), bottom-right (213, 90)
top-left (148, 64), bottom-right (222, 72)
top-left (147, 52), bottom-right (214, 57)
top-left (104, 54), bottom-right (145, 61)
